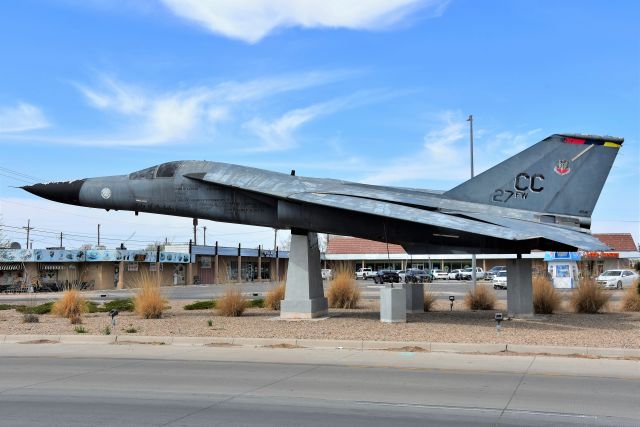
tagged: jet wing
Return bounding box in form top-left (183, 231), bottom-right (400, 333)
top-left (289, 192), bottom-right (533, 241)
top-left (460, 212), bottom-right (609, 251)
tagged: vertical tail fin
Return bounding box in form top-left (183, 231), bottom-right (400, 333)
top-left (444, 134), bottom-right (623, 218)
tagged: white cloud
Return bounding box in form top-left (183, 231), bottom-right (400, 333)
top-left (362, 110), bottom-right (470, 185)
top-left (9, 71), bottom-right (343, 147)
top-left (361, 111), bottom-right (545, 187)
top-left (244, 90), bottom-right (399, 151)
top-left (160, 0), bottom-right (449, 43)
top-left (490, 128), bottom-right (542, 156)
top-left (0, 102), bottom-right (50, 133)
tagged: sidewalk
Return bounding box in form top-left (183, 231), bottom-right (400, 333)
top-left (2, 333), bottom-right (639, 359)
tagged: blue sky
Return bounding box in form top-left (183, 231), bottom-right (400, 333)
top-left (1, 0), bottom-right (638, 249)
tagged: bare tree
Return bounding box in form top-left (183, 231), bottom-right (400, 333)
top-left (145, 242), bottom-right (166, 251)
top-left (0, 215), bottom-right (10, 248)
top-left (279, 235), bottom-right (291, 251)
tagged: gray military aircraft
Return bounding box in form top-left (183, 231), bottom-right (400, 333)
top-left (23, 133), bottom-right (623, 254)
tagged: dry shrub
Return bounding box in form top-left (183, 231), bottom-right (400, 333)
top-left (218, 288), bottom-right (246, 317)
top-left (464, 285), bottom-right (496, 310)
top-left (133, 272), bottom-right (166, 319)
top-left (52, 289), bottom-right (86, 324)
top-left (621, 280), bottom-right (640, 312)
top-left (265, 281), bottom-right (285, 310)
top-left (423, 288), bottom-right (436, 312)
top-left (570, 277), bottom-right (610, 314)
top-left (327, 264), bottom-right (360, 309)
top-left (532, 276), bottom-right (562, 314)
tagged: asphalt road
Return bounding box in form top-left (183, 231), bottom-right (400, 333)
top-left (0, 344), bottom-right (638, 426)
top-left (0, 279), bottom-right (625, 303)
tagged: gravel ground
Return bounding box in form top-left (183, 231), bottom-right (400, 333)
top-left (1, 299), bottom-right (639, 349)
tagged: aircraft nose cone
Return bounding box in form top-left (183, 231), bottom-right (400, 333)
top-left (21, 179), bottom-right (86, 206)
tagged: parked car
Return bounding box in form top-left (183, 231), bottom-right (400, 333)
top-left (404, 268), bottom-right (433, 284)
top-left (492, 270), bottom-right (508, 289)
top-left (431, 269), bottom-right (449, 280)
top-left (355, 268), bottom-right (375, 280)
top-left (596, 269), bottom-right (639, 289)
top-left (372, 269), bottom-right (400, 284)
top-left (321, 269), bottom-right (332, 280)
top-left (484, 265), bottom-right (506, 281)
top-left (460, 267), bottom-right (485, 280)
top-left (448, 269), bottom-right (463, 280)
top-left (396, 270), bottom-right (407, 282)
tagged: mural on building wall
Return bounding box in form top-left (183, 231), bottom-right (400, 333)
top-left (0, 249), bottom-right (190, 263)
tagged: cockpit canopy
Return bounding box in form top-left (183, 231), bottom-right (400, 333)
top-left (129, 161), bottom-right (185, 180)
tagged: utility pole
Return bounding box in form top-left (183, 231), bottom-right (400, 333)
top-left (467, 115), bottom-right (477, 289)
top-left (273, 228), bottom-right (278, 251)
top-left (97, 224), bottom-right (101, 247)
top-left (203, 226), bottom-right (207, 246)
top-left (193, 218), bottom-right (198, 246)
top-left (60, 232), bottom-right (63, 248)
top-left (23, 219), bottom-right (33, 249)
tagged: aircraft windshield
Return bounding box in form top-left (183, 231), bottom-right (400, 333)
top-left (129, 166), bottom-right (157, 179)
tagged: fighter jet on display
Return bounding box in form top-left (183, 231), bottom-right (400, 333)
top-left (23, 134), bottom-right (623, 254)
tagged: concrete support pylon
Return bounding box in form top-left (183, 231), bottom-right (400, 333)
top-left (280, 230), bottom-right (328, 319)
top-left (506, 256), bottom-right (534, 317)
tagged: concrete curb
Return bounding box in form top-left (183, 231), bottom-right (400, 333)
top-left (1, 334), bottom-right (639, 358)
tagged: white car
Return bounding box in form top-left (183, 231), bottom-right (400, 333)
top-left (448, 269), bottom-right (463, 280)
top-left (396, 270), bottom-right (407, 282)
top-left (492, 270), bottom-right (508, 289)
top-left (321, 269), bottom-right (332, 280)
top-left (355, 268), bottom-right (374, 280)
top-left (596, 269), bottom-right (638, 289)
top-left (431, 269), bottom-right (449, 280)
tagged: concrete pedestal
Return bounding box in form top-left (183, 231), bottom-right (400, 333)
top-left (380, 287), bottom-right (406, 323)
top-left (506, 257), bottom-right (534, 317)
top-left (402, 282), bottom-right (424, 313)
top-left (280, 231), bottom-right (328, 319)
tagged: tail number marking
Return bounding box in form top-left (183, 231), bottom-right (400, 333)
top-left (491, 173), bottom-right (544, 203)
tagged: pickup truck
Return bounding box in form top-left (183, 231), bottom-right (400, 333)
top-left (460, 267), bottom-right (485, 280)
top-left (355, 268), bottom-right (375, 280)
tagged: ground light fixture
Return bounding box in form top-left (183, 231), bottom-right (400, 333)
top-left (449, 295), bottom-right (455, 311)
top-left (495, 312), bottom-right (504, 335)
top-left (109, 309), bottom-right (119, 327)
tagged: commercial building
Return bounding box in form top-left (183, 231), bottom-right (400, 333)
top-left (0, 248), bottom-right (190, 291)
top-left (0, 243), bottom-right (289, 291)
top-left (322, 233), bottom-right (639, 277)
top-left (189, 244), bottom-right (288, 284)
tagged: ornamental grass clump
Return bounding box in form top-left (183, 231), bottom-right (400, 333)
top-left (52, 289), bottom-right (86, 324)
top-left (464, 285), bottom-right (496, 310)
top-left (327, 265), bottom-right (360, 309)
top-left (532, 276), bottom-right (562, 314)
top-left (217, 288), bottom-right (246, 317)
top-left (570, 276), bottom-right (610, 314)
top-left (133, 272), bottom-right (166, 319)
top-left (423, 287), bottom-right (436, 312)
top-left (265, 281), bottom-right (285, 310)
top-left (621, 280), bottom-right (640, 312)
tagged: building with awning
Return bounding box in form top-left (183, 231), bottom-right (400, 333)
top-left (322, 233), bottom-right (639, 275)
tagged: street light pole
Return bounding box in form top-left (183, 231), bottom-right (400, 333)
top-left (467, 115), bottom-right (477, 289)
